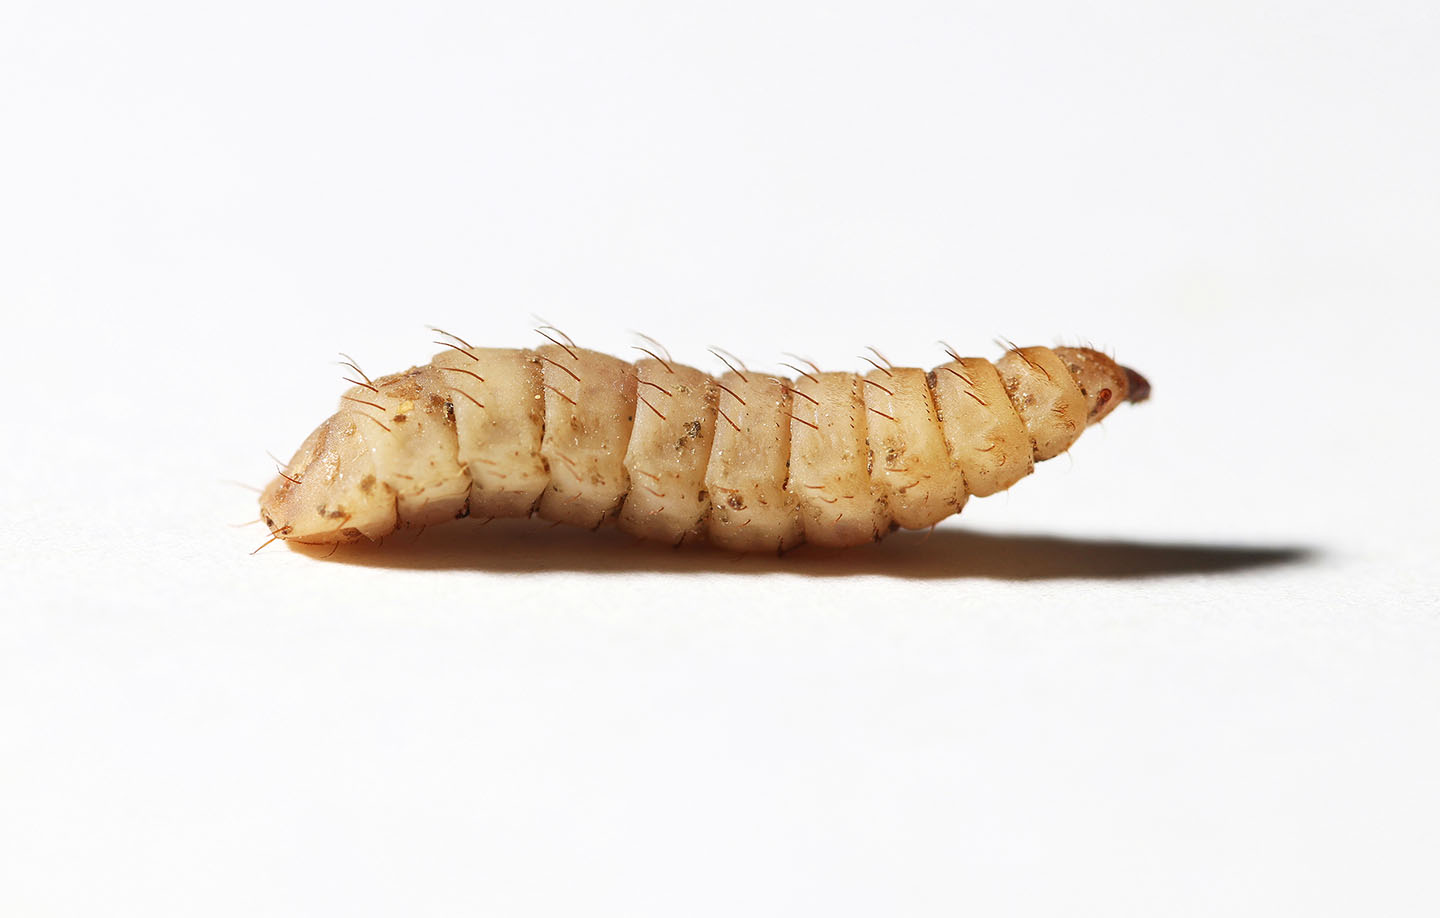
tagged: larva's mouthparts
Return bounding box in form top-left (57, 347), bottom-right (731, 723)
top-left (1123, 366), bottom-right (1151, 403)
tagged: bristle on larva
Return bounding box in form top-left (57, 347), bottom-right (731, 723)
top-left (258, 338), bottom-right (1147, 553)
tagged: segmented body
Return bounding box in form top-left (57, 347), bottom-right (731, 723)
top-left (259, 337), bottom-right (1147, 552)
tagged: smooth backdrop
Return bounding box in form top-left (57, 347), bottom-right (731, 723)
top-left (3, 2), bottom-right (1437, 915)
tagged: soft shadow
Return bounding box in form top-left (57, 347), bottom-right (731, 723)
top-left (289, 519), bottom-right (1314, 581)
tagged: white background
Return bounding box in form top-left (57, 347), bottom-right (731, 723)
top-left (3, 1), bottom-right (1437, 914)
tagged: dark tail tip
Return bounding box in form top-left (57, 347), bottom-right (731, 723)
top-left (1122, 366), bottom-right (1151, 403)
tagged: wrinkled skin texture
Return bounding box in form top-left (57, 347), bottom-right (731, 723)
top-left (261, 343), bottom-right (1145, 551)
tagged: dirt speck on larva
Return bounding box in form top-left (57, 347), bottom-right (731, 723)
top-left (385, 379), bottom-right (424, 400)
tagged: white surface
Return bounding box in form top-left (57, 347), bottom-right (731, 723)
top-left (3, 1), bottom-right (1438, 914)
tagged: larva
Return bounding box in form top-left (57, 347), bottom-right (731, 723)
top-left (258, 331), bottom-right (1149, 553)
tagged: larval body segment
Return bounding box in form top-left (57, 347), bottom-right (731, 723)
top-left (430, 347), bottom-right (548, 519)
top-left (928, 358), bottom-right (1033, 498)
top-left (787, 372), bottom-right (891, 548)
top-left (702, 372), bottom-right (805, 553)
top-left (618, 359), bottom-right (719, 544)
top-left (535, 345), bottom-right (637, 529)
top-left (862, 367), bottom-right (967, 531)
top-left (340, 366), bottom-right (469, 527)
top-left (995, 346), bottom-right (1088, 461)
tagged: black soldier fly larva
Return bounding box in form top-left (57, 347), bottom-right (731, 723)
top-left (258, 329), bottom-right (1149, 553)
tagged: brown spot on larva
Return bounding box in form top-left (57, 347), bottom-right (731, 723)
top-left (382, 378), bottom-right (424, 400)
top-left (727, 493), bottom-right (746, 510)
top-left (393, 414), bottom-right (407, 423)
top-left (1093, 388), bottom-right (1113, 418)
top-left (360, 474), bottom-right (376, 494)
top-left (684, 419), bottom-right (702, 439)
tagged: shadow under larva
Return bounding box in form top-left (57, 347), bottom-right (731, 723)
top-left (284, 519), bottom-right (1313, 582)
top-left (257, 328), bottom-right (1154, 559)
